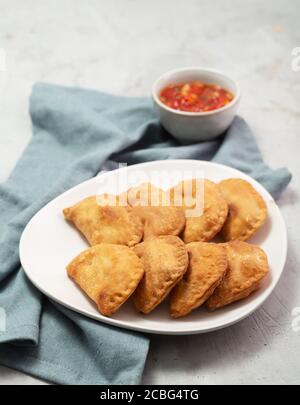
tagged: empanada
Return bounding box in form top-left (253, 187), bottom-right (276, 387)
top-left (206, 241), bottom-right (269, 310)
top-left (127, 183), bottom-right (186, 239)
top-left (218, 178), bottom-right (267, 241)
top-left (67, 243), bottom-right (144, 316)
top-left (133, 235), bottom-right (188, 313)
top-left (63, 195), bottom-right (143, 246)
top-left (170, 179), bottom-right (228, 243)
top-left (170, 242), bottom-right (228, 318)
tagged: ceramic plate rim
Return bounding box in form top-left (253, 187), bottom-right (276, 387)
top-left (19, 159), bottom-right (287, 335)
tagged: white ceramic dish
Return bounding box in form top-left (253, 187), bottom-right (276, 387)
top-left (20, 160), bottom-right (287, 335)
top-left (152, 67), bottom-right (240, 143)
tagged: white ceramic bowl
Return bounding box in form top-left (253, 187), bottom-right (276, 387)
top-left (152, 67), bottom-right (240, 143)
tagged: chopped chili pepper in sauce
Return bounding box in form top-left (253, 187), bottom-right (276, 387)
top-left (159, 81), bottom-right (234, 112)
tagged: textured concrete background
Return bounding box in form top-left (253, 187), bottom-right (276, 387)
top-left (0, 0), bottom-right (299, 384)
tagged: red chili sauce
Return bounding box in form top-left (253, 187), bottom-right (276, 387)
top-left (159, 81), bottom-right (234, 112)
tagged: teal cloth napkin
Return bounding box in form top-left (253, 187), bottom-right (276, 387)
top-left (0, 83), bottom-right (291, 385)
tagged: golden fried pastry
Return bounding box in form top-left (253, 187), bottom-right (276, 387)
top-left (218, 178), bottom-right (267, 241)
top-left (133, 235), bottom-right (188, 313)
top-left (67, 243), bottom-right (144, 316)
top-left (135, 206), bottom-right (186, 239)
top-left (63, 195), bottom-right (143, 247)
top-left (127, 183), bottom-right (186, 239)
top-left (206, 241), bottom-right (269, 310)
top-left (127, 182), bottom-right (166, 206)
top-left (170, 242), bottom-right (228, 318)
top-left (170, 179), bottom-right (228, 243)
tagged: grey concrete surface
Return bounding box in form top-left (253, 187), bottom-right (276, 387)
top-left (0, 0), bottom-right (299, 384)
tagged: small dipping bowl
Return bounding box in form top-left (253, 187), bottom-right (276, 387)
top-left (152, 67), bottom-right (240, 143)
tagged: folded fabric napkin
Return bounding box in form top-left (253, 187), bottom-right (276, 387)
top-left (0, 83), bottom-right (291, 385)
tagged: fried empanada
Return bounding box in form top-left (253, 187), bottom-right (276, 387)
top-left (133, 235), bottom-right (188, 313)
top-left (127, 183), bottom-right (186, 239)
top-left (206, 241), bottom-right (269, 310)
top-left (170, 242), bottom-right (228, 318)
top-left (67, 243), bottom-right (144, 316)
top-left (127, 182), bottom-right (165, 207)
top-left (218, 178), bottom-right (267, 241)
top-left (170, 179), bottom-right (228, 243)
top-left (63, 195), bottom-right (143, 246)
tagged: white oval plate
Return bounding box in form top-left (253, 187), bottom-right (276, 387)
top-left (20, 160), bottom-right (287, 335)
